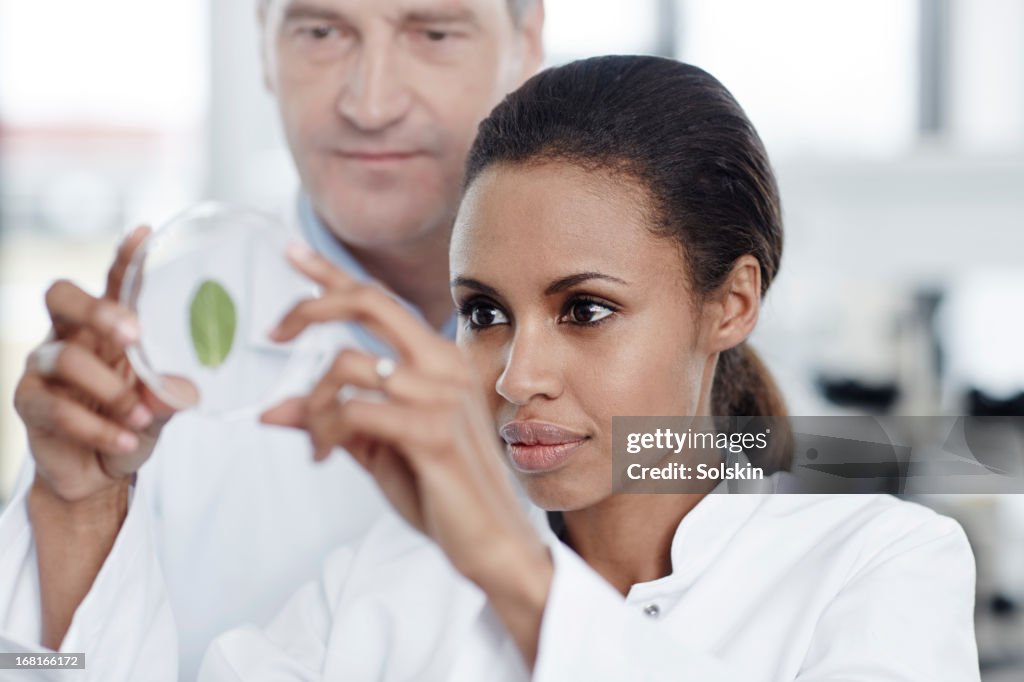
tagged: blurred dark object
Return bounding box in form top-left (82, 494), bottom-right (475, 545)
top-left (817, 378), bottom-right (901, 412)
top-left (990, 593), bottom-right (1018, 618)
top-left (969, 390), bottom-right (1024, 417)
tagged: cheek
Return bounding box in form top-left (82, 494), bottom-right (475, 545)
top-left (569, 319), bottom-right (702, 421)
top-left (421, 51), bottom-right (510, 135)
top-left (461, 337), bottom-right (506, 414)
top-left (278, 85), bottom-right (327, 147)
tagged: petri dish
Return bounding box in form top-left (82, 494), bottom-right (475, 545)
top-left (120, 202), bottom-right (324, 418)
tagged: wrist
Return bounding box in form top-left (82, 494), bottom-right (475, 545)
top-left (28, 473), bottom-right (131, 534)
top-left (472, 536), bottom-right (553, 670)
top-left (472, 535), bottom-right (552, 613)
top-left (28, 474), bottom-right (132, 651)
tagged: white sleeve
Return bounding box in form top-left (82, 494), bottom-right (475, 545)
top-left (532, 515), bottom-right (979, 682)
top-left (797, 515), bottom-right (980, 681)
top-left (0, 458), bottom-right (178, 682)
top-left (197, 547), bottom-right (353, 681)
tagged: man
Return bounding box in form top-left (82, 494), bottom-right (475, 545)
top-left (0, 0), bottom-right (543, 678)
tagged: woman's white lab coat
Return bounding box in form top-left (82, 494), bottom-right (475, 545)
top-left (197, 491), bottom-right (979, 681)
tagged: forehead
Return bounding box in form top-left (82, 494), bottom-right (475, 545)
top-left (270, 0), bottom-right (507, 20)
top-left (451, 161), bottom-right (680, 287)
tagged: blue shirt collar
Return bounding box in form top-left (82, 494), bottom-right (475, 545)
top-left (296, 194), bottom-right (458, 356)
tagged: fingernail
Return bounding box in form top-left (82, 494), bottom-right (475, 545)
top-left (127, 404), bottom-right (153, 430)
top-left (114, 318), bottom-right (140, 345)
top-left (123, 224), bottom-right (149, 240)
top-left (287, 242), bottom-right (316, 263)
top-left (97, 306), bottom-right (139, 345)
top-left (116, 432), bottom-right (139, 453)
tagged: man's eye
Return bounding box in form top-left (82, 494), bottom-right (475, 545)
top-left (562, 300), bottom-right (615, 326)
top-left (465, 302), bottom-right (509, 329)
top-left (423, 30), bottom-right (449, 41)
top-left (308, 25), bottom-right (335, 39)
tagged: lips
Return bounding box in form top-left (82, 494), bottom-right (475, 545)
top-left (499, 421), bottom-right (589, 473)
top-left (334, 150), bottom-right (424, 162)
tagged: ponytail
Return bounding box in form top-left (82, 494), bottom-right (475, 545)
top-left (712, 343), bottom-right (792, 472)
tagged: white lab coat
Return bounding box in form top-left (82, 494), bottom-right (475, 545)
top-left (195, 491), bottom-right (980, 682)
top-left (1, 436), bottom-right (979, 681)
top-left (0, 200), bottom-right (393, 681)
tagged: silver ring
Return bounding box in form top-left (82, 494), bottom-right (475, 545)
top-left (374, 356), bottom-right (396, 389)
top-left (30, 341), bottom-right (65, 378)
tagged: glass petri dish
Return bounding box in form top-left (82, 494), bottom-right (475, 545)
top-left (120, 202), bottom-right (322, 418)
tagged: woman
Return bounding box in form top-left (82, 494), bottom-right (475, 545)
top-left (203, 56), bottom-right (978, 680)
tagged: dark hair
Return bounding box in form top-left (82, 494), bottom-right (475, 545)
top-left (466, 55), bottom-right (791, 469)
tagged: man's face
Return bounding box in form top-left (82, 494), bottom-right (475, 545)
top-left (262, 0), bottom-right (542, 249)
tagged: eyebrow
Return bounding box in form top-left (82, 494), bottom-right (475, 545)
top-left (544, 272), bottom-right (629, 295)
top-left (403, 7), bottom-right (479, 25)
top-left (451, 276), bottom-right (500, 298)
top-left (282, 2), bottom-right (344, 22)
top-left (451, 272), bottom-right (630, 298)
top-left (282, 2), bottom-right (477, 26)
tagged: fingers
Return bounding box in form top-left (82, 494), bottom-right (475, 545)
top-left (146, 375), bottom-right (199, 416)
top-left (27, 341), bottom-right (63, 376)
top-left (19, 386), bottom-right (142, 456)
top-left (274, 243), bottom-right (459, 372)
top-left (29, 341), bottom-right (152, 429)
top-left (270, 286), bottom-right (454, 370)
top-left (45, 280), bottom-right (139, 346)
top-left (260, 397), bottom-right (305, 429)
top-left (45, 224), bottom-right (148, 342)
top-left (308, 398), bottom-right (423, 463)
top-left (105, 225), bottom-right (152, 300)
top-left (285, 242), bottom-right (357, 291)
top-left (307, 349), bottom-right (459, 414)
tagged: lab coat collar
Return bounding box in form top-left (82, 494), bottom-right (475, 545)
top-left (529, 450), bottom-right (774, 593)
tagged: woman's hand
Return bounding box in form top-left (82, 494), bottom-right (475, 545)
top-left (261, 244), bottom-right (553, 666)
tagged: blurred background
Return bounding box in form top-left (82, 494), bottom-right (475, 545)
top-left (1, 0), bottom-right (1022, 676)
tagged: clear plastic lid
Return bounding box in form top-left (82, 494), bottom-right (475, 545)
top-left (120, 202), bottom-right (322, 418)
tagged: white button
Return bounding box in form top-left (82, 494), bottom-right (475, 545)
top-left (643, 603), bottom-right (660, 618)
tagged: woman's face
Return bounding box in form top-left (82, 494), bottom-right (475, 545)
top-left (450, 161), bottom-right (719, 511)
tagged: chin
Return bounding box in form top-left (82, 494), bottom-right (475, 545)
top-left (519, 473), bottom-right (608, 513)
top-left (317, 195), bottom-right (445, 248)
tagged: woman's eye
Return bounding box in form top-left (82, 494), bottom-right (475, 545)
top-left (563, 300), bottom-right (615, 325)
top-left (467, 303), bottom-right (509, 329)
top-left (423, 30), bottom-right (449, 42)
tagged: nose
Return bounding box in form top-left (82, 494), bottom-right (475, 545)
top-left (495, 325), bottom-right (565, 406)
top-left (336, 40), bottom-right (412, 132)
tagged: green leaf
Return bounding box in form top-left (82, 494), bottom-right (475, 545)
top-left (189, 280), bottom-right (236, 368)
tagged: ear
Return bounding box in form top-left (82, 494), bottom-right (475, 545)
top-left (257, 0), bottom-right (276, 94)
top-left (516, 0), bottom-right (546, 79)
top-left (706, 255), bottom-right (761, 353)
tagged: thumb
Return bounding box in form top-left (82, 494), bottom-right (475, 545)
top-left (140, 374), bottom-right (199, 419)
